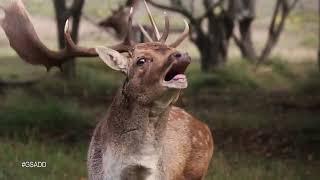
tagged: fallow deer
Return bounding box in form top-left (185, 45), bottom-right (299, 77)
top-left (0, 0), bottom-right (214, 179)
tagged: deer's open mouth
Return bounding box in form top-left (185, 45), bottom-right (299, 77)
top-left (162, 57), bottom-right (190, 89)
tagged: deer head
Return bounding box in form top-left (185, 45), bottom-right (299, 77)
top-left (0, 0), bottom-right (190, 104)
top-left (96, 1), bottom-right (190, 104)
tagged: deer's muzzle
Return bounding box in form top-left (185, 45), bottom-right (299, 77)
top-left (162, 52), bottom-right (191, 89)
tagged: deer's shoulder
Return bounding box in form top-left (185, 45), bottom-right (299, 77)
top-left (168, 106), bottom-right (211, 135)
top-left (164, 106), bottom-right (214, 178)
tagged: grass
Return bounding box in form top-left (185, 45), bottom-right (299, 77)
top-left (186, 57), bottom-right (303, 93)
top-left (0, 55), bottom-right (319, 179)
top-left (0, 140), bottom-right (88, 180)
top-left (1, 56), bottom-right (319, 131)
top-left (295, 70), bottom-right (320, 96)
top-left (30, 59), bottom-right (123, 98)
top-left (1, 139), bottom-right (318, 180)
top-left (187, 60), bottom-right (259, 92)
top-left (0, 90), bottom-right (95, 142)
top-left (267, 58), bottom-right (297, 80)
top-left (207, 151), bottom-right (319, 180)
top-left (301, 36), bottom-right (318, 49)
top-left (0, 56), bottom-right (46, 81)
top-left (0, 57), bottom-right (122, 97)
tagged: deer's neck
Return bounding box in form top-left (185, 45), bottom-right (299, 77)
top-left (104, 90), bottom-right (172, 150)
top-left (101, 89), bottom-right (179, 179)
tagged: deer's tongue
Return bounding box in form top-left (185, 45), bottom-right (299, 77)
top-left (162, 74), bottom-right (187, 89)
top-left (172, 74), bottom-right (186, 81)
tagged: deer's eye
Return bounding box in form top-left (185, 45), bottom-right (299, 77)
top-left (136, 58), bottom-right (146, 66)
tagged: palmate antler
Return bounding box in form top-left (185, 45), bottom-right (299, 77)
top-left (0, 0), bottom-right (189, 71)
top-left (0, 0), bottom-right (133, 71)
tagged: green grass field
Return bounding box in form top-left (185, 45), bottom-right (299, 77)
top-left (1, 140), bottom-right (318, 180)
top-left (0, 56), bottom-right (319, 180)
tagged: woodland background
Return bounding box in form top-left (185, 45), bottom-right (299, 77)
top-left (0, 0), bottom-right (319, 179)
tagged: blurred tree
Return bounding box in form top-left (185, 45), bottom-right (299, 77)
top-left (318, 0), bottom-right (320, 70)
top-left (257, 0), bottom-right (298, 64)
top-left (233, 0), bottom-right (299, 64)
top-left (98, 0), bottom-right (140, 39)
top-left (147, 0), bottom-right (298, 70)
top-left (231, 0), bottom-right (257, 61)
top-left (147, 0), bottom-right (234, 71)
top-left (53, 0), bottom-right (85, 78)
top-left (97, 0), bottom-right (156, 43)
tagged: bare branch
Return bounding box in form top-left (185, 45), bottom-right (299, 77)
top-left (82, 14), bottom-right (110, 33)
top-left (199, 0), bottom-right (222, 21)
top-left (190, 0), bottom-right (195, 14)
top-left (125, 0), bottom-right (140, 9)
top-left (232, 33), bottom-right (242, 49)
top-left (146, 0), bottom-right (194, 21)
top-left (257, 0), bottom-right (297, 65)
top-left (288, 0), bottom-right (299, 10)
top-left (269, 0), bottom-right (281, 35)
top-left (146, 0), bottom-right (181, 13)
top-left (70, 0), bottom-right (85, 14)
top-left (281, 0), bottom-right (299, 11)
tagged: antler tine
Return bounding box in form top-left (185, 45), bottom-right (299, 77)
top-left (64, 19), bottom-right (74, 50)
top-left (138, 24), bottom-right (153, 42)
top-left (65, 15), bottom-right (134, 54)
top-left (123, 7), bottom-right (134, 45)
top-left (159, 12), bottom-right (169, 43)
top-left (143, 0), bottom-right (160, 41)
top-left (63, 19), bottom-right (97, 57)
top-left (170, 19), bottom-right (189, 48)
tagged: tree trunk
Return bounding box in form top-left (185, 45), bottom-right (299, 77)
top-left (198, 40), bottom-right (225, 71)
top-left (196, 14), bottom-right (233, 71)
top-left (229, 0), bottom-right (257, 62)
top-left (257, 0), bottom-right (297, 64)
top-left (195, 33), bottom-right (229, 71)
top-left (318, 0), bottom-right (320, 71)
top-left (238, 18), bottom-right (257, 61)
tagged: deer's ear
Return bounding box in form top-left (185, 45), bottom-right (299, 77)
top-left (95, 46), bottom-right (128, 73)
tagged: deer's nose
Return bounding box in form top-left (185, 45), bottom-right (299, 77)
top-left (173, 52), bottom-right (182, 59)
top-left (170, 52), bottom-right (191, 62)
